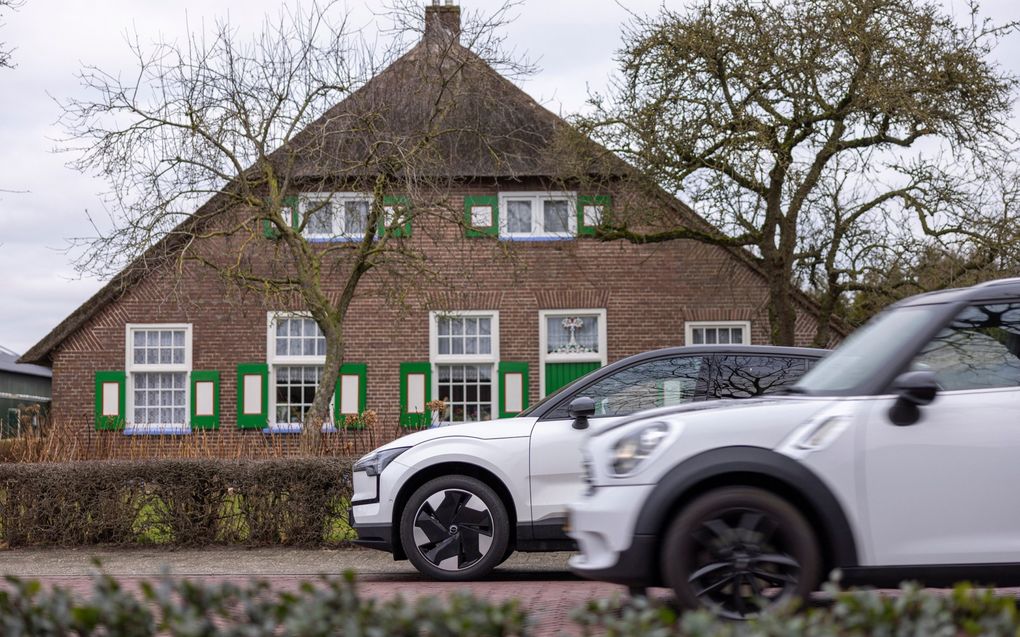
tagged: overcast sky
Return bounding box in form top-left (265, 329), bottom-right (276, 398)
top-left (0, 0), bottom-right (1018, 357)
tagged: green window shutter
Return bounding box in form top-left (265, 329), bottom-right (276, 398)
top-left (577, 195), bottom-right (611, 237)
top-left (334, 363), bottom-right (368, 429)
top-left (464, 195), bottom-right (499, 237)
top-left (262, 196), bottom-right (299, 239)
top-left (381, 195), bottom-right (413, 238)
top-left (498, 361), bottom-right (529, 418)
top-left (399, 361), bottom-right (432, 429)
top-left (190, 370), bottom-right (220, 430)
top-left (94, 370), bottom-right (126, 431)
top-left (237, 363), bottom-right (269, 430)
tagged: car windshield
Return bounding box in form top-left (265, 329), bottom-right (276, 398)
top-left (793, 304), bottom-right (943, 393)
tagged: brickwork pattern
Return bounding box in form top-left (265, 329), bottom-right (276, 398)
top-left (50, 183), bottom-right (825, 456)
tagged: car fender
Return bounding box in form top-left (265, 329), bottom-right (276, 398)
top-left (634, 445), bottom-right (859, 569)
top-left (389, 435), bottom-right (531, 523)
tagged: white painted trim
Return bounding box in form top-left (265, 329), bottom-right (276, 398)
top-left (428, 310), bottom-right (500, 422)
top-left (124, 323), bottom-right (193, 429)
top-left (266, 311), bottom-right (332, 428)
top-left (538, 309), bottom-right (608, 398)
top-left (498, 191), bottom-right (578, 239)
top-left (298, 192), bottom-right (373, 240)
top-left (684, 320), bottom-right (752, 346)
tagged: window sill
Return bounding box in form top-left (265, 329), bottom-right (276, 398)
top-left (123, 425), bottom-right (191, 435)
top-left (304, 236), bottom-right (365, 243)
top-left (498, 235), bottom-right (575, 242)
top-left (262, 423), bottom-right (338, 434)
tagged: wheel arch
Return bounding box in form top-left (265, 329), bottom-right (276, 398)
top-left (636, 446), bottom-right (859, 583)
top-left (391, 461), bottom-right (518, 561)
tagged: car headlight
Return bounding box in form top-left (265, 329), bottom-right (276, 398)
top-left (353, 447), bottom-right (410, 477)
top-left (611, 421), bottom-right (671, 476)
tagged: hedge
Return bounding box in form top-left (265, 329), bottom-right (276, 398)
top-left (0, 458), bottom-right (353, 547)
top-left (574, 579), bottom-right (1020, 636)
top-left (0, 572), bottom-right (528, 636)
top-left (3, 573), bottom-right (1020, 636)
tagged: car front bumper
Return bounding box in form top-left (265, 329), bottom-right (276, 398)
top-left (566, 483), bottom-right (661, 587)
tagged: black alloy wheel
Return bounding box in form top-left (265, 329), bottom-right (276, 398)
top-left (400, 475), bottom-right (510, 581)
top-left (663, 486), bottom-right (820, 619)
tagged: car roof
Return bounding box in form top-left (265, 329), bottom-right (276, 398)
top-left (613, 345), bottom-right (828, 363)
top-left (896, 278), bottom-right (1020, 308)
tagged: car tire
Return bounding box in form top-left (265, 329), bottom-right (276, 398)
top-left (662, 486), bottom-right (820, 618)
top-left (399, 475), bottom-right (510, 581)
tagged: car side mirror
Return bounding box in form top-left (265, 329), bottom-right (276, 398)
top-left (888, 371), bottom-right (939, 426)
top-left (568, 396), bottom-right (596, 430)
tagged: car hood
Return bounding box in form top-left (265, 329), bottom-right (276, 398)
top-left (371, 417), bottom-right (538, 453)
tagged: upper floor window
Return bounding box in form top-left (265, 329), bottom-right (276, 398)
top-left (686, 321), bottom-right (751, 346)
top-left (499, 192), bottom-right (577, 239)
top-left (300, 193), bottom-right (370, 241)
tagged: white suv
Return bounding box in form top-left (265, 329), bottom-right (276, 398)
top-left (348, 345), bottom-right (823, 580)
top-left (568, 278), bottom-right (1020, 617)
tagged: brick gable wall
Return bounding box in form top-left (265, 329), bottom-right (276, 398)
top-left (49, 182), bottom-right (826, 458)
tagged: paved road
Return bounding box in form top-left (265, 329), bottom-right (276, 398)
top-left (0, 547), bottom-right (629, 636)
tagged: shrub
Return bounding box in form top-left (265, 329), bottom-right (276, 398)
top-left (0, 572), bottom-right (529, 637)
top-left (0, 458), bottom-right (353, 547)
top-left (572, 578), bottom-right (1020, 636)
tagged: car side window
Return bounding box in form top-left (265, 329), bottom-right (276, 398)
top-left (546, 356), bottom-right (705, 419)
top-left (911, 303), bottom-right (1020, 391)
top-left (707, 355), bottom-right (807, 399)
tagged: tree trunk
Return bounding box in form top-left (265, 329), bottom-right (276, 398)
top-left (811, 272), bottom-right (840, 348)
top-left (300, 321), bottom-right (344, 456)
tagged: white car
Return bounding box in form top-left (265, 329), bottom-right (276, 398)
top-left (568, 278), bottom-right (1020, 617)
top-left (348, 345), bottom-right (824, 580)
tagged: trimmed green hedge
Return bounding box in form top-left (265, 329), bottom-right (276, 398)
top-left (3, 574), bottom-right (1020, 636)
top-left (574, 579), bottom-right (1020, 636)
top-left (0, 459), bottom-right (353, 547)
top-left (0, 572), bottom-right (528, 636)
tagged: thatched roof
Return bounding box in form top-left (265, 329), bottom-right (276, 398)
top-left (19, 5), bottom-right (845, 366)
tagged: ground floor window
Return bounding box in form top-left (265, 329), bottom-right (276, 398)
top-left (437, 364), bottom-right (493, 423)
top-left (686, 321), bottom-right (751, 346)
top-left (274, 365), bottom-right (322, 425)
top-left (132, 372), bottom-right (187, 425)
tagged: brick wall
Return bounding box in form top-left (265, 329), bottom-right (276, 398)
top-left (50, 181), bottom-right (826, 456)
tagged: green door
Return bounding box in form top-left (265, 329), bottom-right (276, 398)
top-left (544, 362), bottom-right (601, 396)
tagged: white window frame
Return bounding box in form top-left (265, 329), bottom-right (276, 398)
top-left (429, 310), bottom-right (500, 423)
top-left (124, 323), bottom-right (193, 435)
top-left (298, 192), bottom-right (373, 242)
top-left (538, 309), bottom-right (608, 398)
top-left (266, 311), bottom-right (332, 433)
top-left (498, 191), bottom-right (577, 240)
top-left (685, 320), bottom-right (752, 346)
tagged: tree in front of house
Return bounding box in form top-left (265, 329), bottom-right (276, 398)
top-left (59, 2), bottom-right (527, 452)
top-left (0, 0), bottom-right (22, 69)
top-left (576, 0), bottom-right (1018, 345)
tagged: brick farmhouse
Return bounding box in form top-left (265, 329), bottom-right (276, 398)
top-left (20, 4), bottom-right (838, 456)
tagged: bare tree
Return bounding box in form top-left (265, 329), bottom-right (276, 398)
top-left (0, 0), bottom-right (22, 69)
top-left (59, 1), bottom-right (527, 452)
top-left (575, 0), bottom-right (1018, 345)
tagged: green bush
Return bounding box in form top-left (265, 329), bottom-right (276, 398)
top-left (0, 572), bottom-right (529, 637)
top-left (0, 458), bottom-right (353, 547)
top-left (572, 579), bottom-right (1020, 636)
